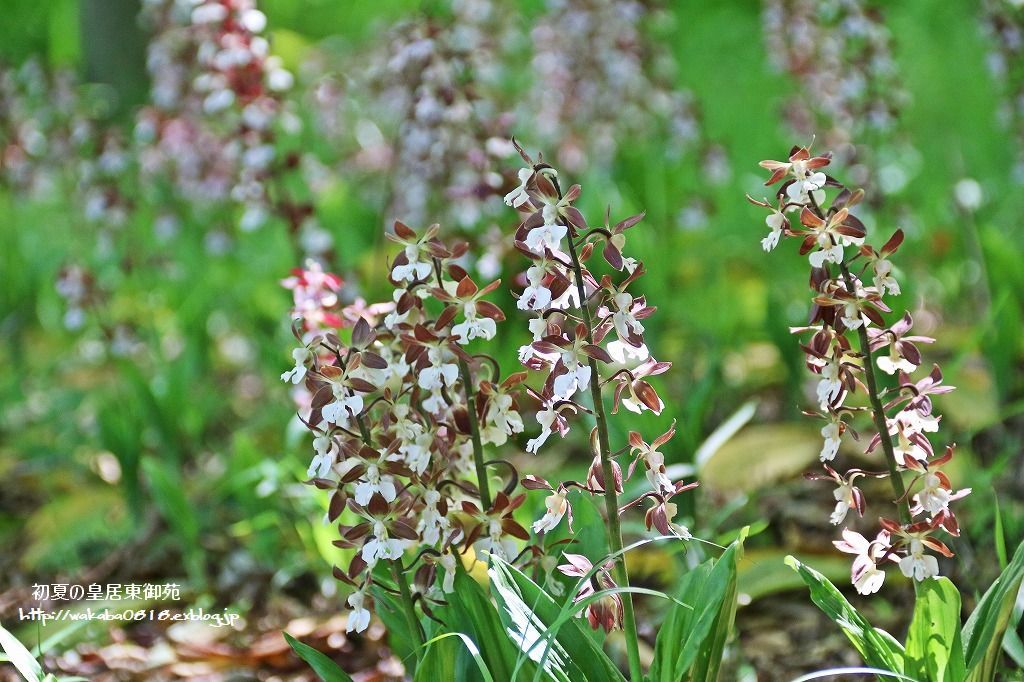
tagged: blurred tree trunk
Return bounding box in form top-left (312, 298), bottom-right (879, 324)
top-left (80, 0), bottom-right (149, 114)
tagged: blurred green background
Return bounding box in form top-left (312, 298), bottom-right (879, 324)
top-left (1, 0), bottom-right (1023, 678)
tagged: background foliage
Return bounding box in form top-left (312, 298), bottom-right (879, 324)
top-left (1, 0), bottom-right (1023, 679)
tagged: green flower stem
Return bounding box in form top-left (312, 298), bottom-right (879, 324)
top-left (561, 213), bottom-right (644, 682)
top-left (459, 356), bottom-right (493, 510)
top-left (391, 559), bottom-right (425, 665)
top-left (839, 263), bottom-right (912, 526)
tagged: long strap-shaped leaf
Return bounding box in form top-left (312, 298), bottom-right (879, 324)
top-left (283, 633), bottom-right (354, 682)
top-left (417, 632), bottom-right (497, 682)
top-left (648, 535), bottom-right (744, 682)
top-left (963, 539), bottom-right (1024, 680)
top-left (0, 623), bottom-right (43, 682)
top-left (789, 667), bottom-right (919, 681)
top-left (441, 570), bottom-right (523, 681)
top-left (786, 556), bottom-right (906, 674)
top-left (488, 556), bottom-right (626, 682)
top-left (904, 578), bottom-right (966, 682)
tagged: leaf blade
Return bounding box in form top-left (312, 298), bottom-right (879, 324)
top-left (0, 623), bottom-right (42, 682)
top-left (283, 632), bottom-right (354, 682)
top-left (785, 556), bottom-right (905, 673)
top-left (904, 577), bottom-right (966, 682)
top-left (488, 557), bottom-right (624, 682)
top-left (963, 540), bottom-right (1024, 678)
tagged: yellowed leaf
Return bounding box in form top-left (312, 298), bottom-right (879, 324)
top-left (699, 424), bottom-right (820, 494)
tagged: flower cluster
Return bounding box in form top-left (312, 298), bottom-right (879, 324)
top-left (753, 145), bottom-right (969, 595)
top-left (281, 260), bottom-right (346, 336)
top-left (1, 60), bottom-right (84, 195)
top-left (306, 1), bottom-right (517, 232)
top-left (983, 0), bottom-right (1024, 183)
top-left (0, 60), bottom-right (133, 228)
top-left (55, 265), bottom-right (100, 332)
top-left (762, 0), bottom-right (913, 193)
top-left (527, 0), bottom-right (703, 173)
top-left (282, 222), bottom-right (531, 633)
top-left (136, 0), bottom-right (299, 236)
top-left (4, 1), bottom-right (306, 253)
top-left (506, 144), bottom-right (697, 630)
top-left (302, 0), bottom-right (711, 240)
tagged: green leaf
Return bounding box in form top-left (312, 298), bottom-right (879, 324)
top-left (417, 632), bottom-right (495, 682)
top-left (687, 536), bottom-right (743, 682)
top-left (904, 577), bottom-right (966, 682)
top-left (369, 585), bottom-right (416, 668)
top-left (416, 634), bottom-right (459, 682)
top-left (963, 539), bottom-right (1024, 680)
top-left (488, 557), bottom-right (624, 682)
top-left (994, 493), bottom-right (1008, 571)
top-left (786, 556), bottom-right (905, 673)
top-left (789, 667), bottom-right (919, 681)
top-left (118, 359), bottom-right (184, 461)
top-left (650, 562), bottom-right (711, 682)
top-left (649, 533), bottom-right (744, 682)
top-left (439, 571), bottom-right (519, 682)
top-left (283, 632), bottom-right (353, 682)
top-left (140, 457), bottom-right (204, 587)
top-left (96, 401), bottom-right (142, 518)
top-left (0, 623), bottom-right (43, 682)
top-left (1001, 627), bottom-right (1024, 670)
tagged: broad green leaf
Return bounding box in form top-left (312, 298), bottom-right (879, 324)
top-left (487, 560), bottom-right (574, 682)
top-left (649, 563), bottom-right (711, 682)
top-left (1002, 627), bottom-right (1024, 670)
top-left (786, 556), bottom-right (905, 673)
top-left (440, 570), bottom-right (519, 682)
top-left (687, 536), bottom-right (744, 682)
top-left (370, 585), bottom-right (417, 669)
top-left (283, 632), bottom-right (354, 682)
top-left (649, 534), bottom-right (744, 682)
top-left (488, 557), bottom-right (624, 682)
top-left (904, 578), bottom-right (966, 682)
top-left (0, 623), bottom-right (42, 682)
top-left (417, 632), bottom-right (495, 682)
top-left (416, 634), bottom-right (459, 682)
top-left (963, 540), bottom-right (1024, 680)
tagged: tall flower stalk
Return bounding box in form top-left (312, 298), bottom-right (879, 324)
top-left (984, 0), bottom-right (1024, 183)
top-left (281, 222), bottom-right (530, 648)
top-left (761, 0), bottom-right (912, 194)
top-left (506, 142), bottom-right (696, 681)
top-left (752, 144), bottom-right (969, 595)
top-left (559, 174), bottom-right (641, 679)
